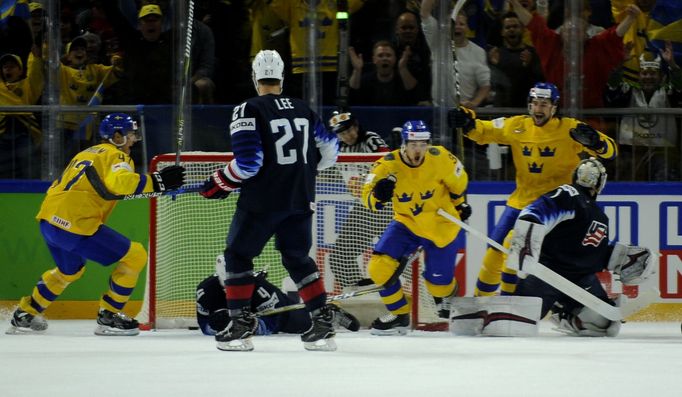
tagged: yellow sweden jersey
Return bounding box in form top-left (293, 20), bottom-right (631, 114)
top-left (269, 0), bottom-right (364, 74)
top-left (467, 115), bottom-right (617, 209)
top-left (36, 143), bottom-right (154, 236)
top-left (362, 146), bottom-right (468, 247)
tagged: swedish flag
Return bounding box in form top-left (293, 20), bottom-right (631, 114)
top-left (77, 81), bottom-right (105, 139)
top-left (612, 0), bottom-right (682, 83)
top-left (649, 0), bottom-right (682, 52)
top-left (0, 0), bottom-right (30, 26)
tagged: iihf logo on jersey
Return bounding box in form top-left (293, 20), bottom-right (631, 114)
top-left (582, 220), bottom-right (608, 247)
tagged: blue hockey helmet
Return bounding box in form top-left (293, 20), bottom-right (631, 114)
top-left (401, 120), bottom-right (431, 143)
top-left (99, 113), bottom-right (138, 140)
top-left (528, 82), bottom-right (560, 104)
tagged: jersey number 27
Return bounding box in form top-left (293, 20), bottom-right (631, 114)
top-left (270, 118), bottom-right (310, 166)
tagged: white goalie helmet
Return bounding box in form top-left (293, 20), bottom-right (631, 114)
top-left (573, 157), bottom-right (607, 194)
top-left (252, 49), bottom-right (284, 92)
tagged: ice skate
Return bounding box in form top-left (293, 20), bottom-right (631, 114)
top-left (95, 309), bottom-right (140, 336)
top-left (301, 306), bottom-right (336, 351)
top-left (6, 308), bottom-right (48, 335)
top-left (370, 312), bottom-right (409, 336)
top-left (215, 311), bottom-right (258, 351)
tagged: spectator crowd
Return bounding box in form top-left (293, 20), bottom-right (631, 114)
top-left (0, 0), bottom-right (680, 181)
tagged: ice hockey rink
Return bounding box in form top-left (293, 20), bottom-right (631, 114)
top-left (0, 320), bottom-right (680, 397)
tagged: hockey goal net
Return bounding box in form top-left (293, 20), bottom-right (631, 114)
top-left (142, 152), bottom-right (460, 330)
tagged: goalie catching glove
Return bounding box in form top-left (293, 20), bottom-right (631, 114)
top-left (506, 218), bottom-right (547, 277)
top-left (607, 242), bottom-right (654, 285)
top-left (569, 123), bottom-right (606, 153)
top-left (151, 165), bottom-right (186, 192)
top-left (372, 175), bottom-right (396, 202)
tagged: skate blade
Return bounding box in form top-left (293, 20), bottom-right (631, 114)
top-left (216, 337), bottom-right (254, 351)
top-left (370, 326), bottom-right (408, 336)
top-left (5, 325), bottom-right (46, 335)
top-left (94, 325), bottom-right (140, 336)
top-left (303, 337), bottom-right (337, 351)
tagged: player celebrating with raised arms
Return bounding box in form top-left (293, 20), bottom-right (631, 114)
top-left (361, 120), bottom-right (470, 335)
top-left (7, 113), bottom-right (185, 336)
top-left (449, 82), bottom-right (618, 297)
top-left (200, 50), bottom-right (339, 351)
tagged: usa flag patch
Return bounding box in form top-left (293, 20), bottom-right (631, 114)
top-left (582, 221), bottom-right (607, 247)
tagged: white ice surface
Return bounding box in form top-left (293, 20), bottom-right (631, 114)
top-left (1, 320), bottom-right (681, 397)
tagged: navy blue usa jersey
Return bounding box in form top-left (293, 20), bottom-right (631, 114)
top-left (518, 184), bottom-right (613, 279)
top-left (196, 274), bottom-right (311, 336)
top-left (227, 94), bottom-right (338, 212)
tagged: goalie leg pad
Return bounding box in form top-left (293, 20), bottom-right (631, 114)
top-left (449, 296), bottom-right (542, 337)
top-left (607, 242), bottom-right (655, 285)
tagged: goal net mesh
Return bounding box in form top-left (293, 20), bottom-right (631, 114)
top-left (142, 153), bottom-right (442, 329)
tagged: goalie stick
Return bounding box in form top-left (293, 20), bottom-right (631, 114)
top-left (85, 166), bottom-right (201, 201)
top-left (257, 248), bottom-right (423, 317)
top-left (436, 208), bottom-right (624, 321)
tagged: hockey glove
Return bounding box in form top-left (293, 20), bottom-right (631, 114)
top-left (447, 106), bottom-right (476, 134)
top-left (152, 165), bottom-right (186, 192)
top-left (569, 123), bottom-right (605, 152)
top-left (372, 176), bottom-right (396, 202)
top-left (200, 169), bottom-right (239, 199)
top-left (455, 202), bottom-right (472, 222)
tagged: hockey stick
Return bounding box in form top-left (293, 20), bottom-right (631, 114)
top-left (85, 166), bottom-right (202, 201)
top-left (175, 0), bottom-right (195, 166)
top-left (335, 0), bottom-right (350, 111)
top-left (451, 0), bottom-right (466, 161)
top-left (256, 284), bottom-right (383, 317)
top-left (257, 248), bottom-right (423, 317)
top-left (436, 208), bottom-right (623, 321)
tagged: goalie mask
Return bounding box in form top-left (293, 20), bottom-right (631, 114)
top-left (99, 113), bottom-right (139, 146)
top-left (573, 158), bottom-right (607, 195)
top-left (252, 49), bottom-right (284, 93)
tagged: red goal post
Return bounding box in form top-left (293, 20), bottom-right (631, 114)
top-left (140, 152), bottom-right (451, 330)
